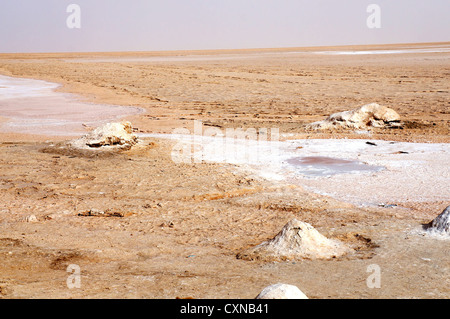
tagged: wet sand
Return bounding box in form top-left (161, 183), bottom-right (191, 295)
top-left (0, 43), bottom-right (449, 299)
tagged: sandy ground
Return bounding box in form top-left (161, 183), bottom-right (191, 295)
top-left (0, 42), bottom-right (448, 143)
top-left (0, 43), bottom-right (449, 299)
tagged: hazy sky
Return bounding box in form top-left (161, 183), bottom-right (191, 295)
top-left (0, 0), bottom-right (449, 53)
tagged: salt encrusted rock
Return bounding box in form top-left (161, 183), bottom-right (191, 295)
top-left (307, 103), bottom-right (401, 130)
top-left (425, 206), bottom-right (450, 235)
top-left (237, 219), bottom-right (351, 261)
top-left (70, 121), bottom-right (139, 149)
top-left (255, 283), bottom-right (308, 299)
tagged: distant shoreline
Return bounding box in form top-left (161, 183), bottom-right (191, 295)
top-left (1, 41), bottom-right (449, 58)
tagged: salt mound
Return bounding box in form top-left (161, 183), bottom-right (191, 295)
top-left (70, 121), bottom-right (139, 149)
top-left (237, 219), bottom-right (351, 261)
top-left (255, 283), bottom-right (308, 299)
top-left (424, 206), bottom-right (450, 235)
top-left (307, 103), bottom-right (401, 130)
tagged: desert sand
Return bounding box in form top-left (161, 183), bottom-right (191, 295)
top-left (0, 43), bottom-right (448, 299)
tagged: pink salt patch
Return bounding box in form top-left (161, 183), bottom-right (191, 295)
top-left (286, 156), bottom-right (384, 177)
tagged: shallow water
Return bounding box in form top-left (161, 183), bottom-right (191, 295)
top-left (0, 75), bottom-right (143, 136)
top-left (286, 156), bottom-right (384, 177)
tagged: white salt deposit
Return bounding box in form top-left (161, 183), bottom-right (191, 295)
top-left (147, 133), bottom-right (449, 207)
top-left (312, 47), bottom-right (450, 56)
top-left (255, 283), bottom-right (308, 299)
top-left (237, 219), bottom-right (351, 261)
top-left (0, 76), bottom-right (59, 100)
top-left (280, 139), bottom-right (449, 206)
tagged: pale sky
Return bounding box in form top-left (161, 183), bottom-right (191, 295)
top-left (0, 0), bottom-right (449, 53)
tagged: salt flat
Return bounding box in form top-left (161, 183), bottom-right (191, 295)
top-left (0, 44), bottom-right (448, 299)
top-left (148, 133), bottom-right (449, 207)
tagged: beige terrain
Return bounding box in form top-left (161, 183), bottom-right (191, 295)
top-left (0, 43), bottom-right (448, 299)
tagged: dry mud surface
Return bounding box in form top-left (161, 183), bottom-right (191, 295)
top-left (0, 43), bottom-right (449, 299)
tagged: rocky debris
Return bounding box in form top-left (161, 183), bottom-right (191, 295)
top-left (424, 206), bottom-right (450, 235)
top-left (307, 103), bottom-right (401, 130)
top-left (77, 209), bottom-right (131, 218)
top-left (237, 219), bottom-right (352, 261)
top-left (69, 121), bottom-right (139, 150)
top-left (160, 220), bottom-right (175, 228)
top-left (24, 215), bottom-right (38, 223)
top-left (255, 283), bottom-right (308, 299)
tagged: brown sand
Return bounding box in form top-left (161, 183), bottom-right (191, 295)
top-left (0, 43), bottom-right (449, 299)
top-left (1, 42), bottom-right (448, 143)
